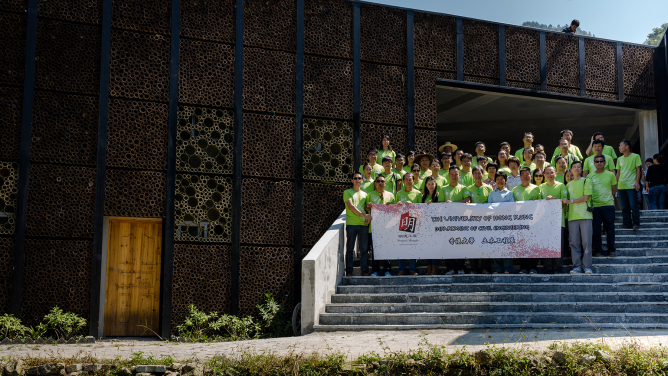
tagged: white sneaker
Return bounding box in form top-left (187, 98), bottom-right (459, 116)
top-left (445, 269), bottom-right (455, 275)
top-left (529, 269), bottom-right (538, 274)
top-left (570, 268), bottom-right (583, 274)
top-left (384, 271), bottom-right (391, 276)
top-left (371, 272), bottom-right (379, 276)
top-left (584, 268), bottom-right (593, 274)
top-left (458, 269), bottom-right (466, 274)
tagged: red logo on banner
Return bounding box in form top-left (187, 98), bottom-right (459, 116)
top-left (399, 212), bottom-right (416, 233)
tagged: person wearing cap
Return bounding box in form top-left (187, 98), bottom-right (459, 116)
top-left (416, 152), bottom-right (434, 179)
top-left (474, 142), bottom-right (493, 164)
top-left (439, 141), bottom-right (458, 155)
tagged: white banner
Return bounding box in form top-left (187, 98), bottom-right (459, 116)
top-left (371, 200), bottom-right (562, 259)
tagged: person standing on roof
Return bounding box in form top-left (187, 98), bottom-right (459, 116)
top-left (562, 20), bottom-right (580, 35)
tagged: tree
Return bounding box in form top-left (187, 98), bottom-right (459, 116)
top-left (644, 23), bottom-right (668, 46)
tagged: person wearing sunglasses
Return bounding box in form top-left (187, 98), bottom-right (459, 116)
top-left (410, 163), bottom-right (425, 192)
top-left (343, 172), bottom-right (372, 276)
top-left (395, 172), bottom-right (423, 276)
top-left (532, 168), bottom-right (545, 186)
top-left (589, 155), bottom-right (618, 258)
top-left (540, 166), bottom-right (569, 274)
top-left (365, 175), bottom-right (396, 276)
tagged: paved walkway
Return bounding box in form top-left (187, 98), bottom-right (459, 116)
top-left (1, 328), bottom-right (667, 361)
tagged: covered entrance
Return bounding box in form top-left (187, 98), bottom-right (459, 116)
top-left (103, 218), bottom-right (163, 336)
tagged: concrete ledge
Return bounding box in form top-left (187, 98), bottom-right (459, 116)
top-left (301, 211), bottom-right (346, 334)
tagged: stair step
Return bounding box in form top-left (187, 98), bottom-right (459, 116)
top-left (614, 217), bottom-right (668, 223)
top-left (338, 282), bottom-right (668, 294)
top-left (324, 302), bottom-right (668, 314)
top-left (614, 211), bottom-right (668, 218)
top-left (331, 292), bottom-right (668, 304)
top-left (341, 274), bottom-right (668, 286)
top-left (318, 312), bottom-right (668, 325)
top-left (313, 323), bottom-right (668, 331)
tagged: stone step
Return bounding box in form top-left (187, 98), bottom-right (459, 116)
top-left (614, 217), bottom-right (668, 223)
top-left (313, 323), bottom-right (668, 331)
top-left (318, 312), bottom-right (668, 326)
top-left (615, 248), bottom-right (668, 257)
top-left (340, 274), bottom-right (668, 286)
top-left (331, 292), bottom-right (668, 304)
top-left (614, 211), bottom-right (668, 218)
top-left (611, 234), bottom-right (668, 240)
top-left (602, 240), bottom-right (668, 248)
top-left (338, 282), bottom-right (668, 294)
top-left (591, 264), bottom-right (668, 273)
top-left (324, 302), bottom-right (668, 314)
top-left (615, 228), bottom-right (668, 235)
top-left (614, 223), bottom-right (668, 229)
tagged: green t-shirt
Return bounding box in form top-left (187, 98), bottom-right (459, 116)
top-left (413, 178), bottom-right (425, 192)
top-left (403, 165), bottom-right (412, 174)
top-left (378, 171), bottom-right (401, 196)
top-left (392, 168), bottom-right (406, 177)
top-left (555, 174), bottom-right (566, 184)
top-left (438, 169), bottom-right (450, 178)
top-left (583, 155), bottom-right (615, 173)
top-left (552, 144), bottom-right (583, 161)
top-left (361, 177), bottom-right (375, 193)
top-left (466, 183), bottom-right (493, 203)
top-left (540, 182), bottom-right (568, 227)
top-left (433, 175), bottom-right (449, 189)
top-left (533, 162), bottom-right (551, 171)
top-left (359, 163), bottom-right (383, 176)
top-left (587, 171), bottom-right (617, 207)
top-left (512, 184), bottom-right (541, 201)
top-left (475, 155), bottom-right (494, 164)
top-left (515, 147), bottom-right (533, 164)
top-left (521, 162), bottom-right (536, 171)
top-left (376, 149), bottom-right (396, 164)
top-left (442, 184), bottom-right (470, 202)
top-left (419, 169), bottom-right (432, 179)
top-left (395, 188), bottom-right (423, 204)
top-left (498, 166), bottom-right (512, 175)
top-left (550, 153), bottom-right (579, 169)
top-left (343, 188), bottom-right (368, 226)
top-left (587, 144), bottom-right (618, 160)
top-left (566, 178), bottom-right (593, 221)
top-left (459, 170), bottom-right (474, 186)
top-left (366, 190), bottom-right (395, 233)
top-left (616, 153), bottom-right (642, 190)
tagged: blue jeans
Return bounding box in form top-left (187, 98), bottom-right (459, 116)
top-left (648, 185), bottom-right (667, 210)
top-left (592, 206), bottom-right (616, 253)
top-left (618, 189), bottom-right (640, 227)
top-left (345, 225), bottom-right (368, 272)
top-left (494, 259), bottom-right (514, 273)
top-left (398, 259), bottom-right (417, 273)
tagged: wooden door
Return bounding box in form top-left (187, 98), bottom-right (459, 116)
top-left (104, 219), bottom-right (162, 336)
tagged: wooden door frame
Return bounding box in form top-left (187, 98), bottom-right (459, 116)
top-left (95, 217), bottom-right (163, 338)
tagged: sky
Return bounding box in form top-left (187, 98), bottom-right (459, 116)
top-left (366, 0), bottom-right (667, 45)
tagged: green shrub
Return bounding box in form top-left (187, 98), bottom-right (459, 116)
top-left (0, 314), bottom-right (28, 340)
top-left (41, 306), bottom-right (87, 340)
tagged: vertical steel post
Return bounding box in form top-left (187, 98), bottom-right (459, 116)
top-left (499, 25), bottom-right (506, 87)
top-left (540, 31), bottom-right (547, 91)
top-left (353, 2), bottom-right (361, 170)
top-left (579, 37), bottom-right (586, 97)
top-left (407, 11), bottom-right (415, 150)
top-left (456, 18), bottom-right (463, 81)
top-left (293, 0), bottom-right (304, 306)
top-left (617, 42), bottom-right (624, 102)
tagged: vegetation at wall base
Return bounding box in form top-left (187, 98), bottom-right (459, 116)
top-left (0, 307), bottom-right (87, 341)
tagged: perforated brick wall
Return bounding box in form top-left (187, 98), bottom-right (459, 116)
top-left (505, 27), bottom-right (540, 85)
top-left (360, 4), bottom-right (406, 65)
top-left (304, 55), bottom-right (353, 120)
top-left (303, 182), bottom-right (347, 246)
top-left (0, 237), bottom-right (12, 314)
top-left (361, 63), bottom-right (407, 125)
top-left (304, 0), bottom-right (352, 58)
top-left (463, 19), bottom-right (499, 80)
top-left (105, 169), bottom-right (167, 218)
top-left (585, 39), bottom-right (617, 96)
top-left (241, 179), bottom-right (295, 246)
top-left (244, 0), bottom-right (296, 51)
top-left (174, 174), bottom-right (232, 243)
top-left (0, 162), bottom-right (18, 235)
top-left (179, 39), bottom-right (235, 108)
top-left (0, 13), bottom-right (26, 86)
top-left (242, 113), bottom-right (295, 179)
top-left (415, 129), bottom-right (438, 156)
top-left (0, 86), bottom-right (22, 160)
top-left (415, 69), bottom-right (456, 129)
top-left (180, 0), bottom-right (234, 43)
top-left (111, 0), bottom-right (171, 35)
top-left (243, 48), bottom-right (296, 114)
top-left (38, 0), bottom-right (102, 24)
top-left (546, 33), bottom-right (580, 89)
top-left (414, 12), bottom-right (456, 72)
top-left (177, 106), bottom-right (234, 175)
top-left (303, 118), bottom-right (353, 182)
top-left (239, 246), bottom-right (293, 317)
top-left (623, 44), bottom-right (655, 99)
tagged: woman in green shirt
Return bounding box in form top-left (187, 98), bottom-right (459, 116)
top-left (361, 163), bottom-right (375, 193)
top-left (532, 168), bottom-right (545, 186)
top-left (422, 176), bottom-right (442, 275)
top-left (377, 135), bottom-right (396, 165)
top-left (521, 147), bottom-right (536, 171)
top-left (496, 149), bottom-right (511, 174)
top-left (411, 163), bottom-right (425, 191)
top-left (403, 151), bottom-right (416, 174)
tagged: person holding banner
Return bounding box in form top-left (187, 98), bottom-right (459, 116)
top-left (468, 166), bottom-right (494, 273)
top-left (343, 172), bottom-right (372, 277)
top-left (512, 167), bottom-right (543, 274)
top-left (488, 171), bottom-right (515, 273)
top-left (443, 166), bottom-right (471, 275)
top-left (422, 176), bottom-right (443, 275)
top-left (563, 161), bottom-right (594, 274)
top-left (541, 166), bottom-right (569, 273)
top-left (395, 172), bottom-right (423, 275)
top-left (366, 175), bottom-right (395, 277)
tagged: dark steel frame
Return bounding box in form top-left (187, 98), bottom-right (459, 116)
top-left (617, 42), bottom-right (624, 102)
top-left (293, 0), bottom-right (305, 304)
top-left (88, 0), bottom-right (113, 336)
top-left (539, 31), bottom-right (547, 92)
top-left (579, 36), bottom-right (586, 97)
top-left (406, 11), bottom-right (415, 151)
top-left (456, 18), bottom-right (463, 81)
top-left (10, 0), bottom-right (39, 316)
top-left (352, 2), bottom-right (361, 170)
top-left (498, 25), bottom-right (506, 87)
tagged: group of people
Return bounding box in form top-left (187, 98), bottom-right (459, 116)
top-left (343, 130), bottom-right (663, 276)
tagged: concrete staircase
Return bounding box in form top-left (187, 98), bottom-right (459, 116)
top-left (314, 210), bottom-right (668, 331)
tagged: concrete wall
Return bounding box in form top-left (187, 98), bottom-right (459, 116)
top-left (301, 211), bottom-right (346, 334)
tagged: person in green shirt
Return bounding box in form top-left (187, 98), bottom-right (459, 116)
top-left (467, 166), bottom-right (493, 274)
top-left (410, 163), bottom-right (425, 192)
top-left (343, 172), bottom-right (372, 276)
top-left (442, 166), bottom-right (471, 275)
top-left (395, 173), bottom-right (423, 275)
top-left (588, 155), bottom-right (618, 257)
top-left (459, 153), bottom-right (475, 186)
top-left (563, 161), bottom-right (593, 274)
top-left (379, 156), bottom-right (402, 196)
top-left (428, 159), bottom-right (448, 189)
top-left (422, 176), bottom-right (442, 275)
top-left (616, 139), bottom-right (643, 230)
top-left (359, 148), bottom-right (383, 175)
top-left (534, 144), bottom-right (546, 155)
top-left (583, 139), bottom-right (616, 177)
top-left (515, 132), bottom-right (534, 164)
top-left (533, 151), bottom-right (550, 172)
top-left (551, 129), bottom-right (584, 162)
top-left (474, 141), bottom-right (494, 163)
top-left (365, 175), bottom-right (395, 276)
top-left (541, 166), bottom-right (569, 274)
top-left (551, 138), bottom-right (579, 169)
top-left (496, 149), bottom-right (511, 174)
top-left (554, 156), bottom-right (568, 184)
top-left (500, 142), bottom-right (512, 160)
top-left (511, 167), bottom-right (542, 275)
top-left (403, 151), bottom-right (416, 174)
top-left (476, 155), bottom-right (489, 180)
top-left (393, 153), bottom-right (407, 177)
top-left (377, 135), bottom-right (396, 164)
top-left (531, 168), bottom-right (544, 186)
top-left (585, 132), bottom-right (618, 160)
top-left (453, 149), bottom-right (464, 169)
top-left (416, 152), bottom-right (434, 179)
top-left (521, 147), bottom-right (537, 171)
top-left (361, 163), bottom-right (376, 193)
top-left (439, 152), bottom-right (453, 178)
